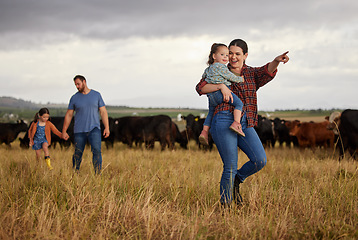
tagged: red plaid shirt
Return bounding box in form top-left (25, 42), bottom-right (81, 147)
top-left (196, 63), bottom-right (277, 128)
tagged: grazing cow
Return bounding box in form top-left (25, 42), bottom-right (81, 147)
top-left (19, 117), bottom-right (74, 149)
top-left (171, 122), bottom-right (188, 149)
top-left (181, 128), bottom-right (193, 145)
top-left (115, 115), bottom-right (174, 150)
top-left (142, 115), bottom-right (174, 150)
top-left (289, 121), bottom-right (335, 149)
top-left (114, 116), bottom-right (143, 147)
top-left (182, 114), bottom-right (214, 150)
top-left (19, 130), bottom-right (30, 149)
top-left (0, 120), bottom-right (28, 146)
top-left (254, 115), bottom-right (275, 147)
top-left (327, 109), bottom-right (358, 159)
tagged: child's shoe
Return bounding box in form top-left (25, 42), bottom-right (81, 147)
top-left (45, 157), bottom-right (53, 170)
top-left (229, 121), bottom-right (245, 137)
top-left (199, 130), bottom-right (209, 146)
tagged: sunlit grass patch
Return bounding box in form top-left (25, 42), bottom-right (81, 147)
top-left (0, 142), bottom-right (357, 239)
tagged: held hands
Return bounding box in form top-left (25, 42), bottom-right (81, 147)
top-left (274, 51), bottom-right (289, 64)
top-left (60, 130), bottom-right (110, 140)
top-left (62, 132), bottom-right (69, 141)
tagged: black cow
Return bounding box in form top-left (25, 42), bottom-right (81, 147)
top-left (101, 117), bottom-right (116, 149)
top-left (273, 117), bottom-right (298, 148)
top-left (183, 114), bottom-right (214, 150)
top-left (273, 117), bottom-right (289, 147)
top-left (142, 115), bottom-right (174, 150)
top-left (19, 130), bottom-right (30, 149)
top-left (0, 120), bottom-right (28, 147)
top-left (115, 115), bottom-right (174, 150)
top-left (114, 116), bottom-right (143, 147)
top-left (254, 115), bottom-right (275, 148)
top-left (19, 117), bottom-right (74, 149)
top-left (328, 109), bottom-right (358, 159)
top-left (171, 122), bottom-right (188, 149)
top-left (50, 117), bottom-right (74, 148)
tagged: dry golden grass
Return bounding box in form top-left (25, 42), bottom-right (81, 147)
top-left (0, 141), bottom-right (357, 239)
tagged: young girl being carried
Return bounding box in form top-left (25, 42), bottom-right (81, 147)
top-left (28, 108), bottom-right (64, 170)
top-left (199, 43), bottom-right (245, 146)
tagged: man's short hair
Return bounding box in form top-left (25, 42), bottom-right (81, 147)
top-left (73, 75), bottom-right (86, 82)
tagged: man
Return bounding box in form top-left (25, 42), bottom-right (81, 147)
top-left (62, 75), bottom-right (110, 173)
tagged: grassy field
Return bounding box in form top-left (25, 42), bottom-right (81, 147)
top-left (0, 140), bottom-right (357, 239)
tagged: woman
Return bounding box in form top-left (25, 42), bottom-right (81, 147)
top-left (196, 39), bottom-right (289, 206)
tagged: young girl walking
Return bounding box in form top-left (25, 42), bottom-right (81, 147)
top-left (28, 108), bottom-right (63, 170)
top-left (199, 43), bottom-right (245, 146)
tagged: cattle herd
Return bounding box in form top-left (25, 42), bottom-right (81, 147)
top-left (0, 115), bottom-right (188, 151)
top-left (253, 109), bottom-right (358, 160)
top-left (0, 110), bottom-right (357, 160)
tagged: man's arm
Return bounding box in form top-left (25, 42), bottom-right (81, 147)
top-left (99, 106), bottom-right (110, 138)
top-left (62, 109), bottom-right (74, 140)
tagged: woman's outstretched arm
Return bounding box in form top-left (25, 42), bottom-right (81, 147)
top-left (268, 51), bottom-right (289, 73)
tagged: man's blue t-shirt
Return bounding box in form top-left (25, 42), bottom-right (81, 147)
top-left (68, 90), bottom-right (105, 133)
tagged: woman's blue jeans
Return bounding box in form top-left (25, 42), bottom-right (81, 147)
top-left (210, 111), bottom-right (267, 204)
top-left (72, 127), bottom-right (102, 174)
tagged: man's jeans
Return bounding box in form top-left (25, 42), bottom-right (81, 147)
top-left (73, 127), bottom-right (102, 173)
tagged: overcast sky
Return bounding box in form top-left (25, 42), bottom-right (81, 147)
top-left (0, 0), bottom-right (357, 111)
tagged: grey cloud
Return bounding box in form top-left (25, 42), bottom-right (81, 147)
top-left (1, 0), bottom-right (358, 111)
top-left (2, 0), bottom-right (357, 46)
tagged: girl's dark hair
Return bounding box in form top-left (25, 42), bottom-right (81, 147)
top-left (33, 108), bottom-right (50, 122)
top-left (207, 43), bottom-right (227, 65)
top-left (228, 39), bottom-right (248, 54)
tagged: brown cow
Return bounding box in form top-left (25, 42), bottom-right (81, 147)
top-left (285, 120), bottom-right (301, 132)
top-left (289, 121), bottom-right (335, 149)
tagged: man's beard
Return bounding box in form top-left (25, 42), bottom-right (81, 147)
top-left (78, 86), bottom-right (85, 93)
